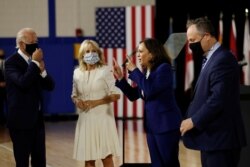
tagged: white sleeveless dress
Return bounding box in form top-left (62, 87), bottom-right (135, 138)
top-left (71, 65), bottom-right (121, 166)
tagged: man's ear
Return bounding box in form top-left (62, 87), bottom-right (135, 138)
top-left (19, 41), bottom-right (25, 49)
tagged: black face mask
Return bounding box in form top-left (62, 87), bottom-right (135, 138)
top-left (25, 43), bottom-right (39, 56)
top-left (189, 41), bottom-right (204, 57)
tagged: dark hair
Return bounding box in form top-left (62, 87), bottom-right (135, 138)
top-left (140, 38), bottom-right (171, 71)
top-left (186, 17), bottom-right (216, 37)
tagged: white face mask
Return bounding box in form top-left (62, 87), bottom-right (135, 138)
top-left (83, 52), bottom-right (100, 65)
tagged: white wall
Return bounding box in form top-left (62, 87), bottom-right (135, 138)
top-left (0, 0), bottom-right (48, 37)
top-left (0, 0), bottom-right (154, 37)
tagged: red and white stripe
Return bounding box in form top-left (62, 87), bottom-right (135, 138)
top-left (230, 15), bottom-right (238, 60)
top-left (218, 12), bottom-right (223, 44)
top-left (184, 43), bottom-right (194, 91)
top-left (243, 10), bottom-right (250, 85)
top-left (103, 5), bottom-right (154, 118)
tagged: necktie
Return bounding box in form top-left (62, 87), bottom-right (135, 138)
top-left (28, 57), bottom-right (32, 64)
top-left (202, 57), bottom-right (207, 69)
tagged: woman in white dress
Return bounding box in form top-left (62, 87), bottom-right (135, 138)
top-left (71, 39), bottom-right (121, 167)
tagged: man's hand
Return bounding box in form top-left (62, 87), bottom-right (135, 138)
top-left (0, 81), bottom-right (6, 87)
top-left (180, 118), bottom-right (194, 136)
top-left (32, 48), bottom-right (43, 62)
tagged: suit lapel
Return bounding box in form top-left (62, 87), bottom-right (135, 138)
top-left (191, 46), bottom-right (223, 98)
top-left (192, 65), bottom-right (208, 97)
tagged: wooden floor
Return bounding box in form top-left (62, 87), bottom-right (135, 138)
top-left (0, 119), bottom-right (201, 167)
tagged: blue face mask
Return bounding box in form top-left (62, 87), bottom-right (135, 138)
top-left (83, 52), bottom-right (100, 65)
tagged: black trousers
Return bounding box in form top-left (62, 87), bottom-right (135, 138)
top-left (201, 148), bottom-right (241, 167)
top-left (9, 125), bottom-right (46, 167)
top-left (0, 90), bottom-right (6, 125)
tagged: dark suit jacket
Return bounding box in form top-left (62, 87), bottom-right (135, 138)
top-left (5, 52), bottom-right (55, 129)
top-left (0, 59), bottom-right (6, 118)
top-left (116, 63), bottom-right (182, 134)
top-left (183, 46), bottom-right (247, 151)
top-left (0, 59), bottom-right (4, 82)
top-left (0, 59), bottom-right (6, 98)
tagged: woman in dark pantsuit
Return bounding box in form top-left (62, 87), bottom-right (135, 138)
top-left (113, 38), bottom-right (182, 167)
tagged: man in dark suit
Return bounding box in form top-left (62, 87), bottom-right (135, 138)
top-left (5, 28), bottom-right (55, 167)
top-left (180, 17), bottom-right (247, 167)
top-left (0, 49), bottom-right (6, 126)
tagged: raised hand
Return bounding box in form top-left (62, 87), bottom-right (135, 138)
top-left (112, 58), bottom-right (123, 80)
top-left (125, 56), bottom-right (136, 72)
top-left (32, 48), bottom-right (43, 62)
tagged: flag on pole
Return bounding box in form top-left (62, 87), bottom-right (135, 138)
top-left (218, 12), bottom-right (223, 44)
top-left (242, 9), bottom-right (250, 85)
top-left (168, 17), bottom-right (177, 89)
top-left (229, 14), bottom-right (238, 60)
top-left (96, 5), bottom-right (155, 118)
top-left (184, 42), bottom-right (194, 91)
top-left (169, 17), bottom-right (173, 36)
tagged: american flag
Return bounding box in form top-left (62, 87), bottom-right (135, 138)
top-left (230, 15), bottom-right (238, 60)
top-left (218, 12), bottom-right (223, 44)
top-left (242, 11), bottom-right (250, 85)
top-left (95, 5), bottom-right (155, 118)
top-left (184, 42), bottom-right (194, 91)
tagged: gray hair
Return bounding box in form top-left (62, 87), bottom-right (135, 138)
top-left (186, 17), bottom-right (216, 37)
top-left (16, 28), bottom-right (36, 48)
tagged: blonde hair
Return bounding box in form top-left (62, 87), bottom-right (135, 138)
top-left (16, 28), bottom-right (36, 48)
top-left (78, 39), bottom-right (106, 70)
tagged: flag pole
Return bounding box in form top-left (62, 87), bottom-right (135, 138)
top-left (120, 66), bottom-right (127, 167)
